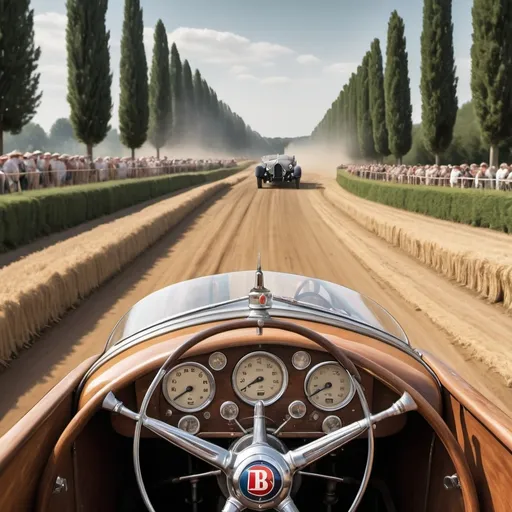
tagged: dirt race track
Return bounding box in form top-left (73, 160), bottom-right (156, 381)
top-left (0, 170), bottom-right (511, 435)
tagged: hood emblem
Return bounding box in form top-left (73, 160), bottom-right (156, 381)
top-left (248, 254), bottom-right (273, 313)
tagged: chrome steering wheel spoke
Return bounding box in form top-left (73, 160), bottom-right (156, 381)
top-left (142, 416), bottom-right (231, 471)
top-left (222, 497), bottom-right (245, 511)
top-left (277, 497), bottom-right (300, 511)
top-left (286, 392), bottom-right (417, 471)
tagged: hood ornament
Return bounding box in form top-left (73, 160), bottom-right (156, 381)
top-left (248, 254), bottom-right (273, 316)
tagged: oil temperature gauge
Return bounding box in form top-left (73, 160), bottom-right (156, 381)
top-left (178, 415), bottom-right (200, 435)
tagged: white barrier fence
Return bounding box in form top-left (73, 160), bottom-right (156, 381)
top-left (0, 162), bottom-right (239, 194)
top-left (349, 169), bottom-right (512, 191)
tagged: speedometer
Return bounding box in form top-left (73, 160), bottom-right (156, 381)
top-left (163, 362), bottom-right (215, 412)
top-left (304, 361), bottom-right (355, 411)
top-left (232, 352), bottom-right (288, 406)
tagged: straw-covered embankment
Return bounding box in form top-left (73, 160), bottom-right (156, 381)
top-left (0, 164), bottom-right (249, 252)
top-left (0, 170), bottom-right (250, 366)
top-left (330, 175), bottom-right (512, 313)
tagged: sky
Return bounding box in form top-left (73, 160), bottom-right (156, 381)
top-left (32, 0), bottom-right (473, 138)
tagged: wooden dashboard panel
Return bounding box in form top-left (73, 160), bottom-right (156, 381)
top-left (110, 345), bottom-right (407, 439)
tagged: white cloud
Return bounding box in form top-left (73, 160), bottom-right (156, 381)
top-left (230, 65), bottom-right (249, 75)
top-left (323, 62), bottom-right (358, 75)
top-left (297, 54), bottom-right (320, 65)
top-left (144, 26), bottom-right (294, 67)
top-left (236, 74), bottom-right (258, 81)
top-left (260, 76), bottom-right (291, 85)
top-left (34, 12), bottom-right (67, 56)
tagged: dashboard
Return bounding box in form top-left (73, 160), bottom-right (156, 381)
top-left (111, 345), bottom-right (407, 439)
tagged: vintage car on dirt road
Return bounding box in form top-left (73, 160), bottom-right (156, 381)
top-left (1, 260), bottom-right (511, 511)
top-left (255, 154), bottom-right (302, 188)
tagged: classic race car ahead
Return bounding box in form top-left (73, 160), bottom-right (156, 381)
top-left (255, 154), bottom-right (302, 188)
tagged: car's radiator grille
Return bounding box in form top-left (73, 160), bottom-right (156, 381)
top-left (274, 164), bottom-right (283, 179)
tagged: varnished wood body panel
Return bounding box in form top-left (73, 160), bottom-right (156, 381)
top-left (423, 352), bottom-right (512, 512)
top-left (0, 356), bottom-right (97, 512)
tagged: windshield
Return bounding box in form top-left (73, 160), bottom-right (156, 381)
top-left (107, 271), bottom-right (407, 347)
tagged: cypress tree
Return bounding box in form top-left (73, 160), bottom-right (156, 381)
top-left (420, 0), bottom-right (458, 165)
top-left (170, 43), bottom-right (184, 145)
top-left (201, 79), bottom-right (213, 149)
top-left (471, 0), bottom-right (512, 167)
top-left (66, 0), bottom-right (112, 160)
top-left (337, 91), bottom-right (346, 147)
top-left (348, 72), bottom-right (360, 158)
top-left (193, 69), bottom-right (204, 144)
top-left (182, 60), bottom-right (195, 139)
top-left (358, 52), bottom-right (376, 159)
top-left (148, 20), bottom-right (171, 159)
top-left (119, 0), bottom-right (149, 159)
top-left (369, 38), bottom-right (390, 160)
top-left (384, 11), bottom-right (413, 163)
top-left (0, 0), bottom-right (42, 154)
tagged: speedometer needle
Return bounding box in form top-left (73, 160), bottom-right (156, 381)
top-left (241, 376), bottom-right (264, 392)
top-left (173, 385), bottom-right (193, 401)
top-left (308, 382), bottom-right (332, 398)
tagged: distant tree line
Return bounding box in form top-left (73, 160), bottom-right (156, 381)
top-left (0, 0), bottom-right (285, 158)
top-left (311, 0), bottom-right (512, 167)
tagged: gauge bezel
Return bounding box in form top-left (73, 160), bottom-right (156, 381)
top-left (208, 351), bottom-right (227, 371)
top-left (292, 350), bottom-right (312, 370)
top-left (232, 351), bottom-right (289, 406)
top-left (304, 361), bottom-right (356, 412)
top-left (322, 415), bottom-right (343, 434)
top-left (178, 415), bottom-right (200, 435)
top-left (163, 362), bottom-right (216, 413)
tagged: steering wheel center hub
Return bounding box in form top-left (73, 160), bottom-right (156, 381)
top-left (232, 451), bottom-right (291, 509)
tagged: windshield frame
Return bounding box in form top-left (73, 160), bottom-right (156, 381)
top-left (104, 271), bottom-right (409, 353)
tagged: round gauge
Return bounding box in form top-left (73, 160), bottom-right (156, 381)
top-left (178, 415), bottom-right (200, 435)
top-left (304, 361), bottom-right (355, 411)
top-left (288, 400), bottom-right (307, 419)
top-left (209, 352), bottom-right (227, 371)
top-left (220, 401), bottom-right (239, 421)
top-left (232, 351), bottom-right (288, 406)
top-left (292, 350), bottom-right (311, 370)
top-left (322, 415), bottom-right (342, 434)
top-left (163, 362), bottom-right (215, 412)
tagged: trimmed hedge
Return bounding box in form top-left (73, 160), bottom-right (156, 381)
top-left (0, 164), bottom-right (249, 251)
top-left (337, 170), bottom-right (512, 233)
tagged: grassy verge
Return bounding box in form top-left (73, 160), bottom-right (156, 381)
top-left (336, 169), bottom-right (512, 233)
top-left (0, 163), bottom-right (251, 251)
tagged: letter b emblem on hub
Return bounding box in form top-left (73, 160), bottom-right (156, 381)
top-left (239, 461), bottom-right (282, 502)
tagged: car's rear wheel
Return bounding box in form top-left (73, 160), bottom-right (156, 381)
top-left (295, 178), bottom-right (300, 189)
top-left (257, 177), bottom-right (263, 189)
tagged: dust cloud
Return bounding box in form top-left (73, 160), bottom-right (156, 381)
top-left (284, 140), bottom-right (351, 179)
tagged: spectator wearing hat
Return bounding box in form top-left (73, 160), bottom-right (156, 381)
top-left (3, 151), bottom-right (22, 192)
top-left (0, 155), bottom-right (8, 194)
top-left (496, 163), bottom-right (510, 190)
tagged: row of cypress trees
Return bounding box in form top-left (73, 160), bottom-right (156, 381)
top-left (67, 0), bottom-right (273, 159)
top-left (312, 0), bottom-right (512, 167)
top-left (0, 0), bottom-right (276, 158)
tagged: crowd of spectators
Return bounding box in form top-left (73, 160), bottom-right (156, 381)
top-left (0, 150), bottom-right (239, 194)
top-left (344, 163), bottom-right (512, 190)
